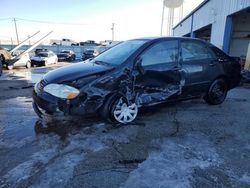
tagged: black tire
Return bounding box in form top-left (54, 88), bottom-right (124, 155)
top-left (100, 95), bottom-right (121, 123)
top-left (204, 78), bottom-right (228, 105)
top-left (0, 59), bottom-right (2, 76)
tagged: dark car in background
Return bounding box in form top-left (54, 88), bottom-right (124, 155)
top-left (82, 49), bottom-right (95, 60)
top-left (57, 50), bottom-right (76, 62)
top-left (35, 48), bottom-right (48, 55)
top-left (33, 37), bottom-right (241, 124)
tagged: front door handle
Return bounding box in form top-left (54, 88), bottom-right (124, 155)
top-left (172, 66), bottom-right (181, 71)
top-left (209, 61), bottom-right (216, 66)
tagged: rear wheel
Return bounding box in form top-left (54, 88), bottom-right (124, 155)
top-left (204, 78), bottom-right (228, 105)
top-left (0, 59), bottom-right (2, 76)
top-left (100, 95), bottom-right (138, 124)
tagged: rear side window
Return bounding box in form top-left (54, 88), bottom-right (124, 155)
top-left (181, 41), bottom-right (214, 62)
top-left (211, 46), bottom-right (229, 59)
top-left (141, 40), bottom-right (178, 66)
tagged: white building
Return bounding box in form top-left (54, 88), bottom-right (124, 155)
top-left (173, 0), bottom-right (250, 57)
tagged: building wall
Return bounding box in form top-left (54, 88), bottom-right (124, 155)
top-left (230, 10), bottom-right (250, 56)
top-left (173, 0), bottom-right (250, 50)
top-left (172, 16), bottom-right (192, 37)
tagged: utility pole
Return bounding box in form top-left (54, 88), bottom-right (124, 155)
top-left (111, 23), bottom-right (115, 41)
top-left (160, 1), bottom-right (165, 36)
top-left (13, 18), bottom-right (19, 44)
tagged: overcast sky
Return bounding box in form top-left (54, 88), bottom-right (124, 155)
top-left (0, 0), bottom-right (203, 42)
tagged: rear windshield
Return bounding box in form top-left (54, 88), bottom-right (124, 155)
top-left (37, 53), bottom-right (48, 57)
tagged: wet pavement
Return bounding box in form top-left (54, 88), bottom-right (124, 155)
top-left (0, 65), bottom-right (250, 187)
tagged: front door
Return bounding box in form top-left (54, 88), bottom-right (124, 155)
top-left (133, 39), bottom-right (183, 106)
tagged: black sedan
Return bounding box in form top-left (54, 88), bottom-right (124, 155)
top-left (82, 49), bottom-right (94, 60)
top-left (33, 37), bottom-right (241, 124)
top-left (57, 50), bottom-right (76, 62)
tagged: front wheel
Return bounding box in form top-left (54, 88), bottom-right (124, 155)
top-left (26, 61), bottom-right (31, 69)
top-left (7, 65), bottom-right (13, 70)
top-left (204, 78), bottom-right (228, 105)
top-left (100, 96), bottom-right (138, 124)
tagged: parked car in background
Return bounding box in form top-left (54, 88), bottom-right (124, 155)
top-left (79, 40), bottom-right (98, 46)
top-left (57, 50), bottom-right (76, 62)
top-left (93, 46), bottom-right (109, 57)
top-left (82, 49), bottom-right (95, 60)
top-left (50, 38), bottom-right (78, 46)
top-left (35, 48), bottom-right (48, 55)
top-left (32, 37), bottom-right (241, 124)
top-left (31, 51), bottom-right (58, 66)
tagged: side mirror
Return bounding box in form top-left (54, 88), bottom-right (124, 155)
top-left (135, 57), bottom-right (145, 75)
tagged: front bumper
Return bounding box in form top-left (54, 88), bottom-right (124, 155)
top-left (58, 57), bottom-right (68, 61)
top-left (32, 88), bottom-right (102, 118)
top-left (32, 90), bottom-right (60, 116)
top-left (32, 60), bottom-right (45, 66)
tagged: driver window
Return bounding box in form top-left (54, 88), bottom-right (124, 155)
top-left (141, 40), bottom-right (178, 66)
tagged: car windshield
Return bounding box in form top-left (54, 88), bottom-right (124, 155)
top-left (93, 40), bottom-right (146, 65)
top-left (37, 53), bottom-right (48, 57)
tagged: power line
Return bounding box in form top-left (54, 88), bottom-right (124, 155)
top-left (14, 17), bottom-right (107, 26)
top-left (0, 18), bottom-right (12, 21)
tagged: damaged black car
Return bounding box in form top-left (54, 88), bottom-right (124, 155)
top-left (32, 37), bottom-right (241, 124)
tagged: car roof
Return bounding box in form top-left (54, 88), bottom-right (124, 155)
top-left (131, 36), bottom-right (206, 43)
top-left (38, 51), bottom-right (53, 54)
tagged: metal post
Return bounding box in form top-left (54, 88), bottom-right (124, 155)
top-left (13, 18), bottom-right (19, 44)
top-left (179, 4), bottom-right (183, 21)
top-left (190, 14), bottom-right (194, 38)
top-left (167, 8), bottom-right (174, 36)
top-left (111, 23), bottom-right (115, 41)
top-left (160, 1), bottom-right (165, 36)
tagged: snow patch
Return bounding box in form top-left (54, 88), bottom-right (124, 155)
top-left (240, 174), bottom-right (250, 185)
top-left (122, 133), bottom-right (220, 188)
top-left (3, 122), bottom-right (139, 187)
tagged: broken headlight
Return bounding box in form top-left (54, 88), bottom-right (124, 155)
top-left (44, 84), bottom-right (80, 99)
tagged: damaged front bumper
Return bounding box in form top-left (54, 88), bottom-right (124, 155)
top-left (32, 88), bottom-right (104, 119)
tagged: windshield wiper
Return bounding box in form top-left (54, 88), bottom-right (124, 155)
top-left (94, 60), bottom-right (112, 66)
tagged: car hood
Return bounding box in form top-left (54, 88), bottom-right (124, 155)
top-left (44, 61), bottom-right (114, 83)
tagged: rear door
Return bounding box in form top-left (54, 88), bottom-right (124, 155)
top-left (134, 39), bottom-right (183, 106)
top-left (180, 40), bottom-right (219, 96)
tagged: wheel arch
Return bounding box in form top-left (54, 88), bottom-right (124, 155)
top-left (213, 75), bottom-right (230, 90)
top-left (97, 91), bottom-right (127, 114)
